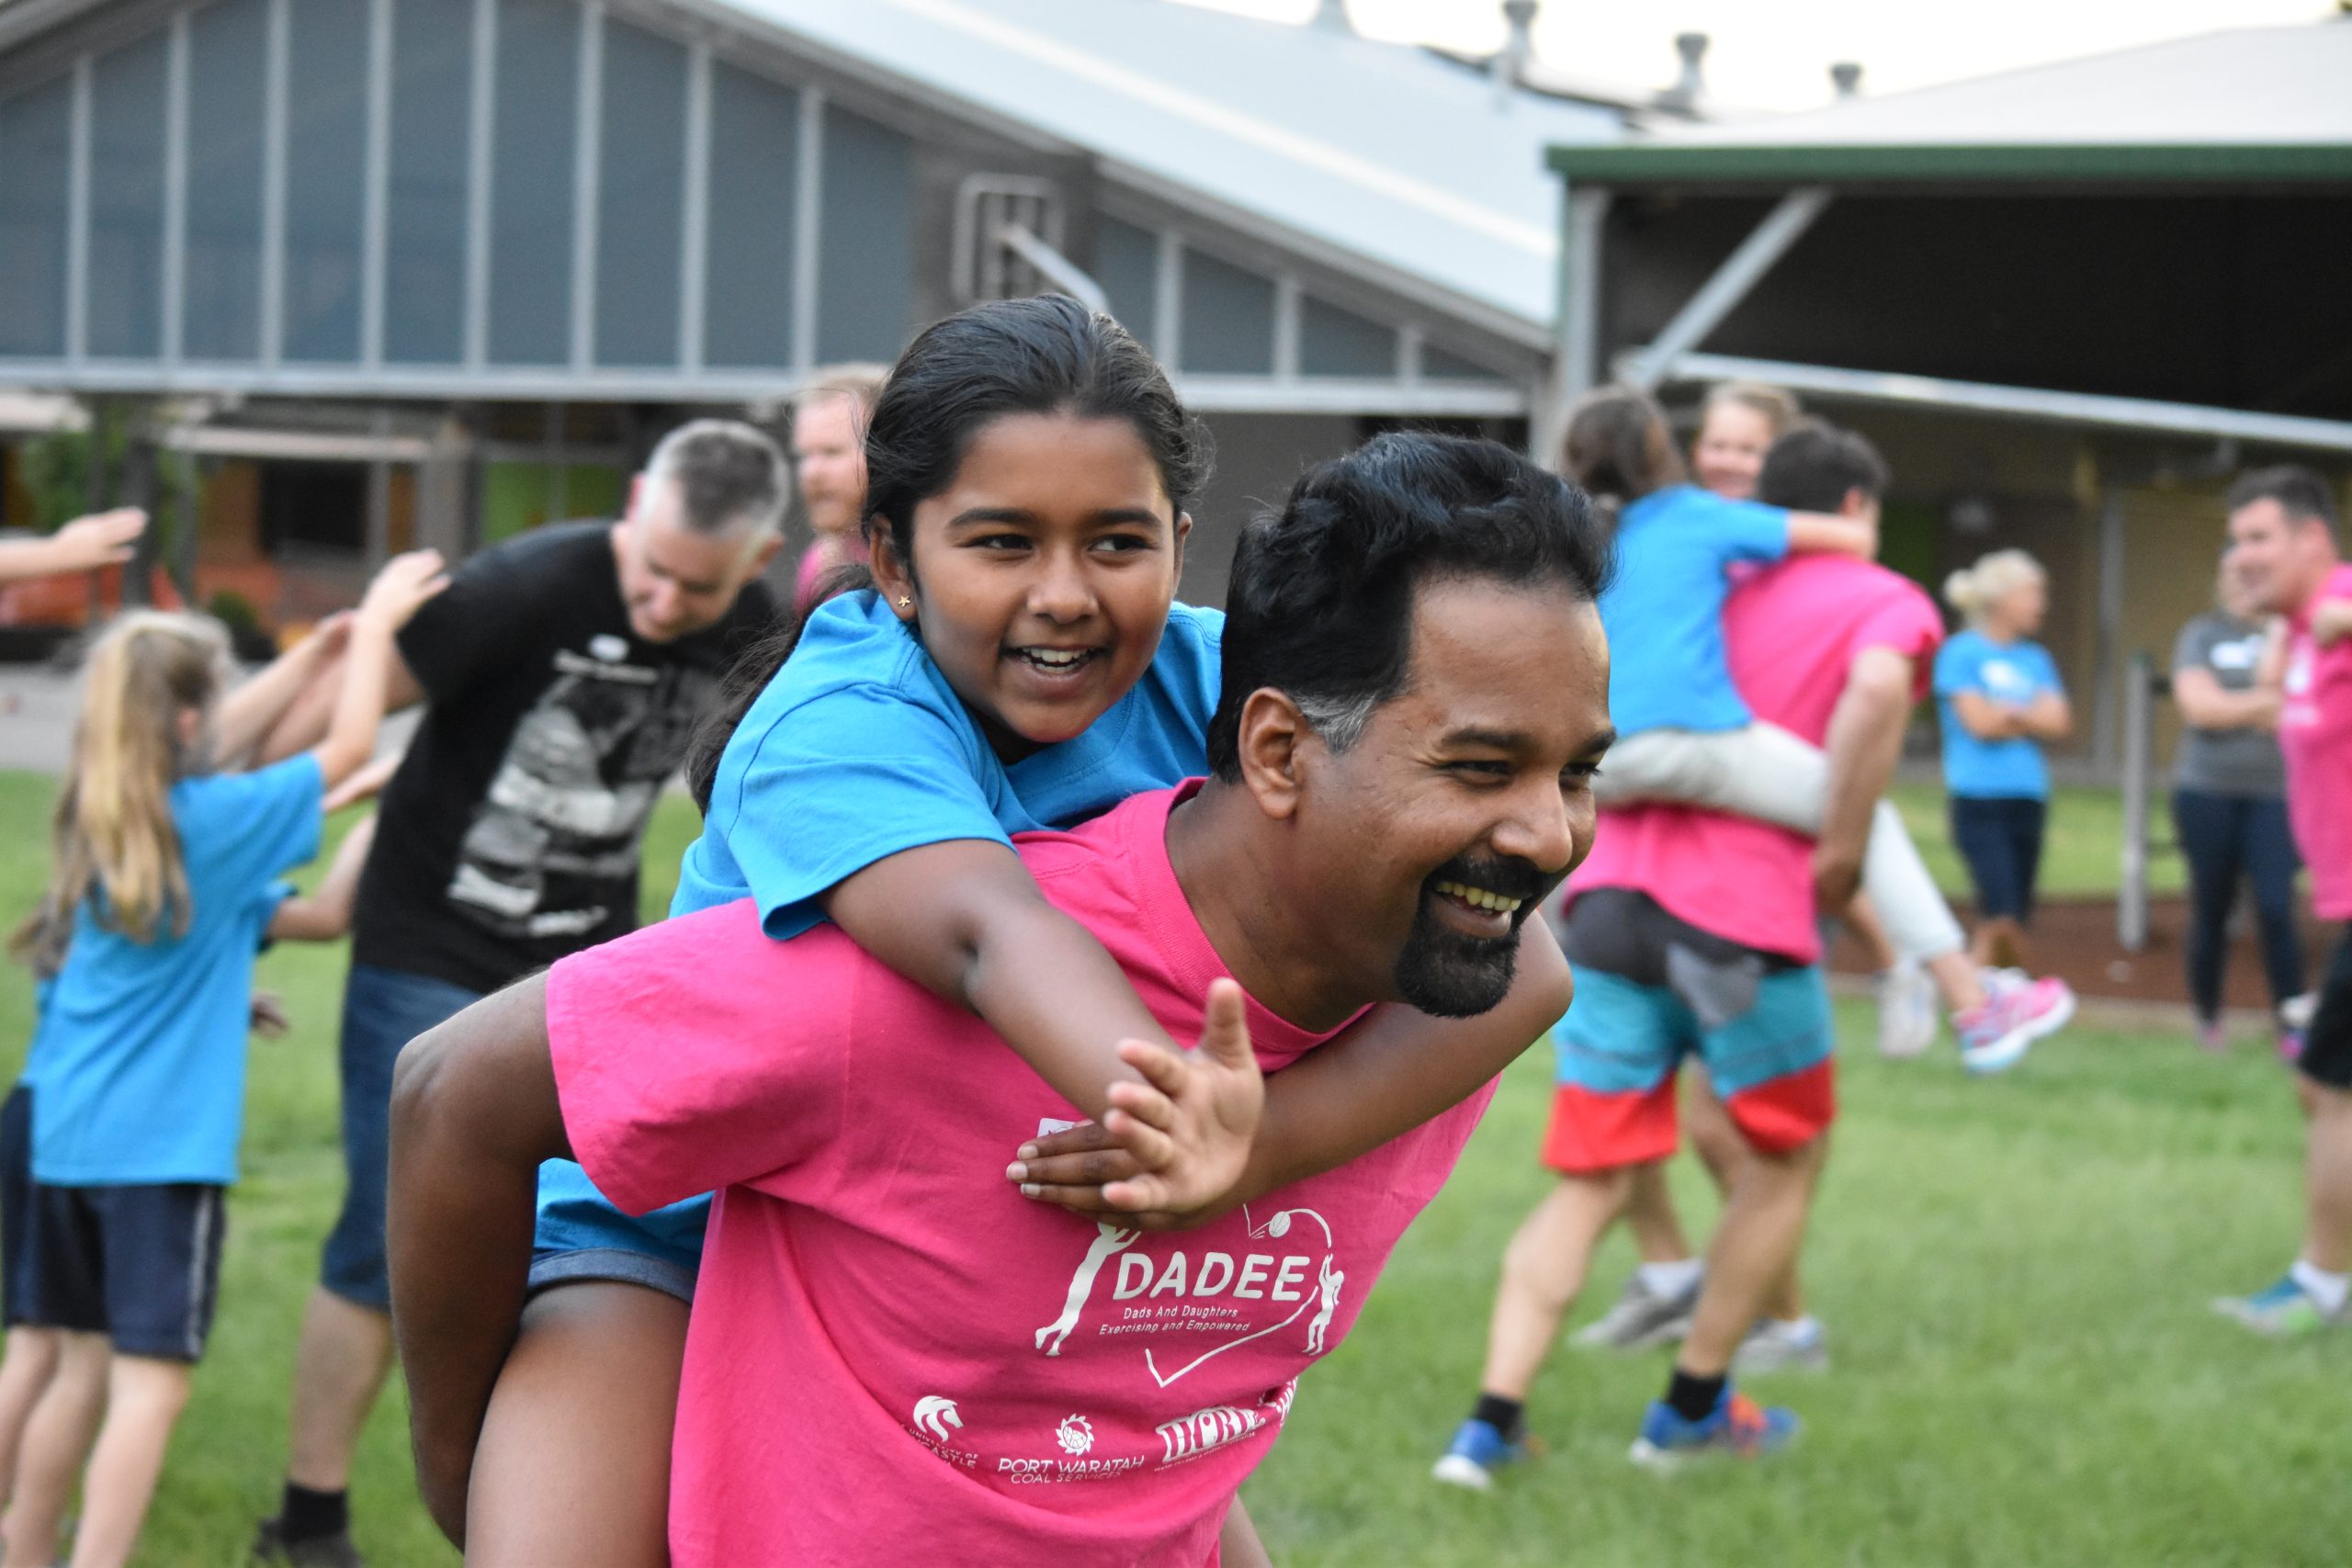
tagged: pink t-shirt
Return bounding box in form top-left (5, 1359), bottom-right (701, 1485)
top-left (548, 785), bottom-right (1492, 1568)
top-left (1574, 555), bottom-right (1943, 961)
top-left (2279, 562), bottom-right (2352, 919)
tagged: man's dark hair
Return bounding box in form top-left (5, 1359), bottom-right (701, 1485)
top-left (2227, 465), bottom-right (2340, 539)
top-left (1755, 419), bottom-right (1890, 514)
top-left (644, 419), bottom-right (789, 536)
top-left (1206, 432), bottom-right (1611, 780)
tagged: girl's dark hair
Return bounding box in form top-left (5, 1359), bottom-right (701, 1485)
top-left (684, 296), bottom-right (1210, 810)
top-left (1559, 384), bottom-right (1682, 526)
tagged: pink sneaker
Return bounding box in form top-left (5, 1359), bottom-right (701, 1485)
top-left (2196, 1020), bottom-right (2229, 1054)
top-left (1956, 975), bottom-right (2076, 1076)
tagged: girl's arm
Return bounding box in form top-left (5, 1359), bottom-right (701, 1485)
top-left (2171, 667), bottom-right (2279, 731)
top-left (0, 507), bottom-right (144, 582)
top-left (825, 841), bottom-right (1261, 1206)
top-left (1009, 919), bottom-right (1574, 1226)
top-left (309, 552), bottom-right (447, 792)
top-left (2019, 688), bottom-right (2072, 741)
top-left (1783, 512), bottom-right (1877, 559)
top-left (267, 816), bottom-right (378, 942)
top-left (213, 614), bottom-right (350, 767)
top-left (1949, 690), bottom-right (2030, 740)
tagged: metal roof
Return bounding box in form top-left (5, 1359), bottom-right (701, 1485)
top-left (1551, 21), bottom-right (2352, 185)
top-left (687, 0), bottom-right (1623, 332)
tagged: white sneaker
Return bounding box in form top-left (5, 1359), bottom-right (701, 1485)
top-left (1873, 960), bottom-right (1938, 1058)
top-left (1731, 1316), bottom-right (1830, 1374)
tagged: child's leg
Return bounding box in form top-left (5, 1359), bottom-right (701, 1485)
top-left (1, 1330), bottom-right (107, 1568)
top-left (465, 1280), bottom-right (688, 1568)
top-left (1478, 1170), bottom-right (1633, 1401)
top-left (66, 1355), bottom-right (191, 1568)
top-left (1219, 1495), bottom-right (1273, 1568)
top-left (0, 1326), bottom-right (63, 1508)
top-left (1623, 1165), bottom-right (1692, 1264)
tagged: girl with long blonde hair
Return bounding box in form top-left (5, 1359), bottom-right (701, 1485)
top-left (2, 551), bottom-right (444, 1568)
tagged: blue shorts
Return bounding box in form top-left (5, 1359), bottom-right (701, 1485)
top-left (1949, 794), bottom-right (2047, 922)
top-left (1544, 964), bottom-right (1837, 1173)
top-left (0, 1085), bottom-right (32, 1326)
top-left (323, 964), bottom-right (483, 1309)
top-left (20, 1181), bottom-right (226, 1360)
top-left (529, 1160), bottom-right (707, 1303)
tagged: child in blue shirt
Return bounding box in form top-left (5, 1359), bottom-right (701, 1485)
top-left (1935, 549), bottom-right (2071, 970)
top-left (1, 555), bottom-right (443, 1568)
top-left (469, 299), bottom-right (1577, 1563)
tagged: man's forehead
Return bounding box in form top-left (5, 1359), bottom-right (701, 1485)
top-left (1390, 576), bottom-right (1607, 729)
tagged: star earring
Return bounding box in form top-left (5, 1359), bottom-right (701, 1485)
top-left (896, 596), bottom-right (912, 610)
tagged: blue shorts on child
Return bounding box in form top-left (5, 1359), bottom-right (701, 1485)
top-left (18, 1182), bottom-right (225, 1362)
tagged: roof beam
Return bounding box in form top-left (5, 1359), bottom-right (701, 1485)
top-left (1627, 186), bottom-right (1829, 390)
top-left (1637, 351), bottom-right (2352, 454)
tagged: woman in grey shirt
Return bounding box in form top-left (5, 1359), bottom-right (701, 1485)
top-left (2171, 567), bottom-right (2303, 1053)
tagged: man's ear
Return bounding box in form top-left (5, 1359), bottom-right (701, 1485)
top-left (623, 472), bottom-right (646, 523)
top-left (745, 530), bottom-right (785, 578)
top-left (1234, 686), bottom-right (1309, 821)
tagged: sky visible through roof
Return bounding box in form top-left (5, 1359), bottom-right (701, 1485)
top-left (1180, 0), bottom-right (2338, 112)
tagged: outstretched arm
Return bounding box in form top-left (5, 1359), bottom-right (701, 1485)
top-left (825, 840), bottom-right (1261, 1207)
top-left (267, 816), bottom-right (378, 942)
top-left (1011, 919), bottom-right (1573, 1227)
top-left (388, 973), bottom-right (570, 1548)
top-left (1784, 509), bottom-right (1877, 560)
top-left (213, 615), bottom-right (350, 767)
top-left (0, 508), bottom-right (144, 582)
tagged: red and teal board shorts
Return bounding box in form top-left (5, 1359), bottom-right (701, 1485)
top-left (1542, 963), bottom-right (1836, 1175)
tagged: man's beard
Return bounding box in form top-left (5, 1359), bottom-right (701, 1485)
top-left (1391, 852), bottom-right (1557, 1019)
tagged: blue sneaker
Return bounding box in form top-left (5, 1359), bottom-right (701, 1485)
top-left (1629, 1386), bottom-right (1798, 1469)
top-left (2214, 1273), bottom-right (2345, 1337)
top-left (1431, 1417), bottom-right (1523, 1490)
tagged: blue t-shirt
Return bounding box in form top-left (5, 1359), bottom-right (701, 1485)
top-left (1597, 485), bottom-right (1790, 736)
top-left (536, 591), bottom-right (1226, 1258)
top-left (1934, 630), bottom-right (2064, 799)
top-left (31, 754), bottom-right (322, 1186)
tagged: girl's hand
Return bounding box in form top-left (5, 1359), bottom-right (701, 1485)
top-left (1006, 979), bottom-right (1262, 1230)
top-left (301, 609), bottom-right (355, 663)
top-left (356, 549), bottom-right (450, 631)
top-left (323, 751), bottom-right (401, 812)
top-left (250, 991), bottom-right (290, 1039)
top-left (48, 506), bottom-right (147, 571)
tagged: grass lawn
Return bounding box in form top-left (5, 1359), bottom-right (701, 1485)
top-left (1, 770), bottom-right (2335, 1566)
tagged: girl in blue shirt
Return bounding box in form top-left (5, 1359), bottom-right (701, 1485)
top-left (2, 555), bottom-right (443, 1568)
top-left (1935, 549), bottom-right (2071, 970)
top-left (463, 298), bottom-right (1574, 1565)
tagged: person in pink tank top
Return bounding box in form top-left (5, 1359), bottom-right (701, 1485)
top-left (2214, 465), bottom-right (2352, 1336)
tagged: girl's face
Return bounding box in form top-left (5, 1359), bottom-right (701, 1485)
top-left (874, 411), bottom-right (1187, 761)
top-left (1992, 576), bottom-right (2048, 637)
top-left (1690, 403), bottom-right (1776, 501)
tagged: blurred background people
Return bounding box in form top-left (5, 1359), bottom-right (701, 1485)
top-left (786, 366), bottom-right (887, 615)
top-left (1936, 549), bottom-right (2071, 971)
top-left (2170, 562), bottom-right (2303, 1055)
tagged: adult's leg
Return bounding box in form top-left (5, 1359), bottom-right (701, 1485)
top-left (67, 1355), bottom-right (192, 1568)
top-left (1950, 796), bottom-right (2014, 970)
top-left (1477, 1170), bottom-right (1633, 1401)
top-left (1679, 1135), bottom-right (1829, 1377)
top-left (1679, 1074), bottom-right (1804, 1320)
top-left (2243, 796), bottom-right (2308, 1015)
top-left (2007, 797), bottom-right (2049, 968)
top-left (0, 1331), bottom-right (107, 1568)
top-left (2171, 789), bottom-right (2238, 1027)
top-left (465, 1281), bottom-right (687, 1568)
top-left (2302, 1084), bottom-right (2352, 1277)
top-left (1623, 1166), bottom-right (1691, 1264)
top-left (280, 968), bottom-right (481, 1517)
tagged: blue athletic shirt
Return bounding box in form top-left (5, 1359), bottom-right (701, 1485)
top-left (1934, 629), bottom-right (2064, 799)
top-left (1596, 486), bottom-right (1790, 736)
top-left (30, 754), bottom-right (321, 1187)
top-left (534, 591), bottom-right (1226, 1261)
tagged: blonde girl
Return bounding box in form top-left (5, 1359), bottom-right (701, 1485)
top-left (1, 551), bottom-right (443, 1568)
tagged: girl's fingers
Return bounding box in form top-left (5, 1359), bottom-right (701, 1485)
top-left (1105, 1078), bottom-right (1177, 1134)
top-left (1102, 1108), bottom-right (1173, 1171)
top-left (1115, 1037), bottom-right (1191, 1098)
top-left (1004, 1148), bottom-right (1146, 1186)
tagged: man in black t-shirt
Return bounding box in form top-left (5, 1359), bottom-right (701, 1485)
top-left (254, 420), bottom-right (785, 1568)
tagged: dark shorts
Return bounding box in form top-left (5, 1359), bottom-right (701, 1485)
top-left (1950, 794), bottom-right (2048, 922)
top-left (322, 964), bottom-right (484, 1310)
top-left (2298, 929), bottom-right (2352, 1092)
top-left (19, 1182), bottom-right (226, 1361)
top-left (0, 1085), bottom-right (31, 1326)
top-left (526, 1246), bottom-right (696, 1305)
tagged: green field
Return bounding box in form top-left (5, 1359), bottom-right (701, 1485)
top-left (1886, 778), bottom-right (2184, 902)
top-left (1, 771), bottom-right (2335, 1567)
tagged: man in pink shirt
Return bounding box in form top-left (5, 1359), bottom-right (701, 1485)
top-left (2215, 465), bottom-right (2352, 1336)
top-left (1438, 422), bottom-right (1954, 1483)
top-left (386, 434), bottom-right (1616, 1566)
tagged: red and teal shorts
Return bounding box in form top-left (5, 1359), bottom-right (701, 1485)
top-left (1542, 963), bottom-right (1836, 1175)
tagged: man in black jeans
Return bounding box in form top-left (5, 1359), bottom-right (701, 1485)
top-left (252, 421), bottom-right (785, 1567)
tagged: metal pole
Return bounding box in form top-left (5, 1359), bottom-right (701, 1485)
top-left (2119, 650), bottom-right (2153, 953)
top-left (2092, 487), bottom-right (2126, 772)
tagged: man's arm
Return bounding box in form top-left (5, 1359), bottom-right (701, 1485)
top-left (1814, 647), bottom-right (1915, 910)
top-left (2312, 599), bottom-right (2352, 649)
top-left (2171, 667), bottom-right (2280, 731)
top-left (388, 974), bottom-right (571, 1547)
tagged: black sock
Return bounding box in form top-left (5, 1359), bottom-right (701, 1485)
top-left (1471, 1393), bottom-right (1525, 1443)
top-left (281, 1483), bottom-right (348, 1543)
top-left (1666, 1369), bottom-right (1725, 1424)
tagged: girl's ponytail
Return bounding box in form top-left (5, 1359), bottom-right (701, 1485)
top-left (10, 613), bottom-right (229, 973)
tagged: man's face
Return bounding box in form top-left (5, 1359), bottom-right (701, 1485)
top-left (2227, 498), bottom-right (2325, 617)
top-left (1294, 577), bottom-right (1612, 1018)
top-left (793, 395), bottom-right (867, 541)
top-left (612, 477), bottom-right (778, 644)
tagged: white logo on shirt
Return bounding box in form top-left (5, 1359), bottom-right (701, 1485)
top-left (1055, 1415), bottom-right (1095, 1456)
top-left (912, 1395), bottom-right (964, 1444)
top-left (1982, 658), bottom-right (2030, 695)
top-left (1036, 1224), bottom-right (1140, 1357)
top-left (588, 634), bottom-right (630, 662)
top-left (2211, 636), bottom-right (2264, 672)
